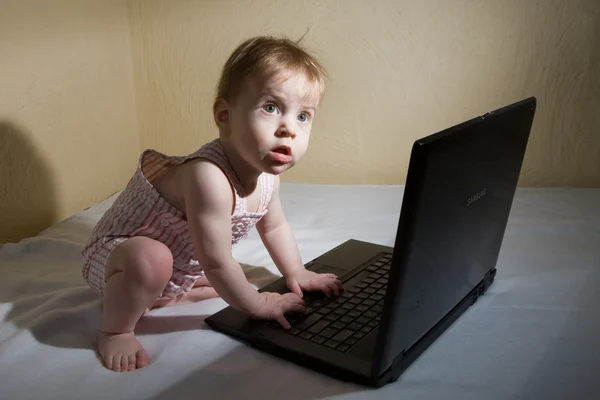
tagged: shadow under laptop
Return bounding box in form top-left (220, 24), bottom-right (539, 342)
top-left (145, 263), bottom-right (367, 399)
top-left (149, 340), bottom-right (366, 400)
top-left (131, 262), bottom-right (283, 337)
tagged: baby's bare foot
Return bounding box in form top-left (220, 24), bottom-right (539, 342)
top-left (97, 331), bottom-right (149, 372)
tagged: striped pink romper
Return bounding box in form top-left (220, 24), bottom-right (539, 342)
top-left (81, 140), bottom-right (274, 300)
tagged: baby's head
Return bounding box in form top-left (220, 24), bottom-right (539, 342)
top-left (214, 36), bottom-right (327, 175)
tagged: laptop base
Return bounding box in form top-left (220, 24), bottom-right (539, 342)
top-left (379, 268), bottom-right (497, 386)
top-left (206, 240), bottom-right (497, 387)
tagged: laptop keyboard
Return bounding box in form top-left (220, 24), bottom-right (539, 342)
top-left (271, 253), bottom-right (391, 353)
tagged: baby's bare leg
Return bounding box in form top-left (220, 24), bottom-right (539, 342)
top-left (185, 276), bottom-right (220, 302)
top-left (98, 237), bottom-right (173, 372)
top-left (151, 276), bottom-right (220, 309)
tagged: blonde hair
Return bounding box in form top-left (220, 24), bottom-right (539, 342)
top-left (215, 35), bottom-right (327, 105)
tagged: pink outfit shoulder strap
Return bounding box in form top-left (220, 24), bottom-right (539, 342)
top-left (140, 140), bottom-right (274, 216)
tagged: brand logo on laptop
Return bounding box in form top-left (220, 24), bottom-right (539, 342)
top-left (467, 188), bottom-right (487, 206)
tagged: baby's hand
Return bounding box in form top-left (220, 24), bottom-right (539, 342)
top-left (251, 292), bottom-right (306, 329)
top-left (286, 269), bottom-right (343, 299)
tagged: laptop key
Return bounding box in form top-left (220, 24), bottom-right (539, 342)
top-left (304, 301), bottom-right (321, 311)
top-left (307, 320), bottom-right (331, 335)
top-left (325, 340), bottom-right (341, 349)
top-left (347, 310), bottom-right (361, 318)
top-left (332, 329), bottom-right (355, 343)
top-left (332, 309), bottom-right (346, 317)
top-left (329, 297), bottom-right (344, 305)
top-left (353, 331), bottom-right (365, 339)
top-left (356, 292), bottom-right (369, 299)
top-left (337, 344), bottom-right (350, 352)
top-left (364, 287), bottom-right (376, 294)
top-left (363, 278), bottom-right (375, 284)
top-left (348, 297), bottom-right (362, 305)
top-left (341, 303), bottom-right (354, 310)
top-left (369, 272), bottom-right (382, 279)
top-left (360, 326), bottom-right (372, 334)
top-left (320, 328), bottom-right (338, 339)
top-left (355, 316), bottom-right (370, 325)
top-left (330, 321), bottom-right (346, 330)
top-left (368, 320), bottom-right (379, 328)
top-left (365, 265), bottom-right (378, 272)
top-left (320, 305), bottom-right (335, 313)
top-left (355, 304), bottom-right (370, 313)
top-left (348, 322), bottom-right (363, 331)
top-left (345, 337), bottom-right (360, 345)
top-left (299, 331), bottom-right (314, 340)
top-left (339, 316), bottom-right (354, 324)
top-left (323, 313), bottom-right (337, 322)
top-left (363, 299), bottom-right (377, 307)
top-left (294, 313), bottom-right (322, 330)
top-left (306, 305), bottom-right (319, 313)
top-left (363, 310), bottom-right (378, 319)
top-left (286, 313), bottom-right (306, 325)
top-left (310, 335), bottom-right (326, 344)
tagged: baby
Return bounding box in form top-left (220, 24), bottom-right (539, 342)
top-left (80, 36), bottom-right (342, 372)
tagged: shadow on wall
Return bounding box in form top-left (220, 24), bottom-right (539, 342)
top-left (0, 120), bottom-right (57, 243)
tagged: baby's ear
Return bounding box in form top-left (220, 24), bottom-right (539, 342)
top-left (213, 99), bottom-right (230, 132)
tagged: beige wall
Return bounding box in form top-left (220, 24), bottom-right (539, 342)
top-left (0, 0), bottom-right (139, 242)
top-left (1, 0), bottom-right (598, 242)
top-left (129, 0), bottom-right (599, 187)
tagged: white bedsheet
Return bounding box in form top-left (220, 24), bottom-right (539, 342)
top-left (1, 184), bottom-right (599, 400)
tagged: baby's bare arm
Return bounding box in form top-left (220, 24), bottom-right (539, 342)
top-left (182, 160), bottom-right (262, 315)
top-left (256, 176), bottom-right (305, 277)
top-left (257, 177), bottom-right (343, 299)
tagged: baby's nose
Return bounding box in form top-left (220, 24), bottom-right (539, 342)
top-left (276, 126), bottom-right (296, 139)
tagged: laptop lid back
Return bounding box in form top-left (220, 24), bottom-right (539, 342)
top-left (372, 97), bottom-right (537, 375)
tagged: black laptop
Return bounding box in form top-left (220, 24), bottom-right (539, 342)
top-left (205, 97), bottom-right (537, 387)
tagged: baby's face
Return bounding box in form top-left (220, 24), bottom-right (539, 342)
top-left (227, 71), bottom-right (319, 175)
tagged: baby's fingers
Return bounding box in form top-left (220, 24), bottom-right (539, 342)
top-left (282, 292), bottom-right (305, 304)
top-left (307, 277), bottom-right (329, 296)
top-left (275, 314), bottom-right (292, 330)
top-left (316, 280), bottom-right (334, 297)
top-left (328, 280), bottom-right (343, 296)
top-left (285, 303), bottom-right (307, 315)
top-left (318, 275), bottom-right (343, 297)
top-left (276, 303), bottom-right (307, 329)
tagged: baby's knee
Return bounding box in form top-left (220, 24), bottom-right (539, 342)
top-left (121, 238), bottom-right (173, 289)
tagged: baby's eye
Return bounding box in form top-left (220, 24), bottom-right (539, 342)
top-left (262, 104), bottom-right (278, 114)
top-left (297, 112), bottom-right (309, 122)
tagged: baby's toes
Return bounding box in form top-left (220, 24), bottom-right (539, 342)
top-left (136, 348), bottom-right (150, 369)
top-left (121, 354), bottom-right (129, 372)
top-left (128, 354), bottom-right (136, 371)
top-left (112, 355), bottom-right (122, 372)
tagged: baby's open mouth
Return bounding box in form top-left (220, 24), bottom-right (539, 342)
top-left (270, 146), bottom-right (293, 163)
top-left (273, 146), bottom-right (291, 156)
